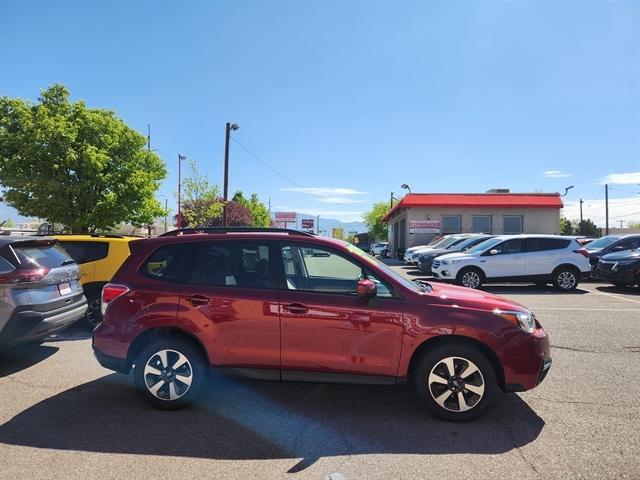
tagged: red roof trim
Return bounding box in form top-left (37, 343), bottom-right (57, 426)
top-left (382, 193), bottom-right (563, 222)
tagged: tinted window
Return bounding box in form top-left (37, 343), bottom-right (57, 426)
top-left (472, 216), bottom-right (492, 234)
top-left (141, 244), bottom-right (194, 283)
top-left (585, 236), bottom-right (620, 251)
top-left (491, 239), bottom-right (523, 254)
top-left (196, 242), bottom-right (271, 288)
top-left (616, 237), bottom-right (640, 250)
top-left (503, 216), bottom-right (523, 234)
top-left (60, 241), bottom-right (109, 264)
top-left (442, 216), bottom-right (461, 234)
top-left (13, 241), bottom-right (74, 268)
top-left (525, 238), bottom-right (571, 252)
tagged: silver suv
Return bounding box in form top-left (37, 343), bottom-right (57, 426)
top-left (0, 237), bottom-right (87, 347)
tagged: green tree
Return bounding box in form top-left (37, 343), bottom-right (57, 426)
top-left (364, 202), bottom-right (390, 241)
top-left (560, 217), bottom-right (574, 235)
top-left (576, 218), bottom-right (601, 237)
top-left (0, 85), bottom-right (166, 232)
top-left (232, 191), bottom-right (270, 227)
top-left (179, 159), bottom-right (223, 227)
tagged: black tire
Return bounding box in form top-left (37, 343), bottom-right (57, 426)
top-left (552, 266), bottom-right (579, 291)
top-left (612, 282), bottom-right (628, 288)
top-left (412, 342), bottom-right (498, 421)
top-left (84, 291), bottom-right (102, 330)
top-left (456, 267), bottom-right (484, 289)
top-left (133, 337), bottom-right (206, 410)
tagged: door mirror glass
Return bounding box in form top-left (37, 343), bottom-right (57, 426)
top-left (356, 279), bottom-right (377, 298)
top-left (489, 249), bottom-right (499, 255)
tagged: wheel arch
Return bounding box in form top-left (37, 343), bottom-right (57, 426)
top-left (456, 265), bottom-right (487, 282)
top-left (406, 334), bottom-right (505, 391)
top-left (82, 281), bottom-right (108, 297)
top-left (552, 263), bottom-right (580, 275)
top-left (126, 327), bottom-right (210, 371)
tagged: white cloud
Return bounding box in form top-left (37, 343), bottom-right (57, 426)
top-left (542, 170), bottom-right (572, 178)
top-left (562, 196), bottom-right (640, 227)
top-left (280, 186), bottom-right (367, 206)
top-left (600, 172), bottom-right (640, 185)
top-left (317, 196), bottom-right (366, 204)
top-left (273, 206), bottom-right (364, 223)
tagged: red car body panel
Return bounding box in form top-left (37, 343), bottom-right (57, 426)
top-left (93, 232), bottom-right (550, 393)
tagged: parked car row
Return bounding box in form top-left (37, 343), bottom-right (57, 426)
top-left (402, 233), bottom-right (640, 291)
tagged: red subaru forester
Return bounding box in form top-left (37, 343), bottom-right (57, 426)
top-left (93, 228), bottom-right (551, 421)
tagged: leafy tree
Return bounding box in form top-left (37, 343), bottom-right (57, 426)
top-left (178, 159), bottom-right (223, 227)
top-left (0, 85), bottom-right (166, 232)
top-left (232, 191), bottom-right (270, 227)
top-left (364, 202), bottom-right (390, 241)
top-left (627, 222), bottom-right (640, 230)
top-left (576, 219), bottom-right (601, 237)
top-left (560, 217), bottom-right (574, 235)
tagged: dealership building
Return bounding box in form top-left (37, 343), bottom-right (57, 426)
top-left (382, 190), bottom-right (563, 257)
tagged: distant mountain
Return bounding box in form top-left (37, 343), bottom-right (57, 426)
top-left (272, 213), bottom-right (366, 235)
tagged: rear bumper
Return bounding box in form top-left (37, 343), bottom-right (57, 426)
top-left (0, 298), bottom-right (87, 347)
top-left (93, 345), bottom-right (130, 374)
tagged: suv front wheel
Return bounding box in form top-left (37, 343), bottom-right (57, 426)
top-left (457, 267), bottom-right (484, 289)
top-left (413, 343), bottom-right (497, 421)
top-left (133, 337), bottom-right (205, 410)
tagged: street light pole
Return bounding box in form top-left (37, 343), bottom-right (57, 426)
top-left (177, 154), bottom-right (186, 227)
top-left (222, 122), bottom-right (239, 227)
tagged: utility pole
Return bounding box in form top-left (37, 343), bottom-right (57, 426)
top-left (579, 198), bottom-right (583, 223)
top-left (390, 191), bottom-right (395, 210)
top-left (619, 220), bottom-right (625, 229)
top-left (177, 154), bottom-right (186, 227)
top-left (317, 215), bottom-right (320, 235)
top-left (605, 184), bottom-right (609, 235)
top-left (164, 198), bottom-right (168, 233)
top-left (222, 122), bottom-right (239, 227)
top-left (147, 125), bottom-right (151, 152)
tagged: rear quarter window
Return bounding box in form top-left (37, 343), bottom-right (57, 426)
top-left (140, 243), bottom-right (194, 284)
top-left (59, 241), bottom-right (109, 264)
top-left (525, 238), bottom-right (571, 252)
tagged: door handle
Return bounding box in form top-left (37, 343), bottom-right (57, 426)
top-left (282, 303), bottom-right (309, 314)
top-left (185, 294), bottom-right (210, 306)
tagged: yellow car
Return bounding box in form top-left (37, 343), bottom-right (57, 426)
top-left (53, 235), bottom-right (141, 328)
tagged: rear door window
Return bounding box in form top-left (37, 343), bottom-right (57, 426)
top-left (194, 241), bottom-right (272, 289)
top-left (59, 241), bottom-right (109, 264)
top-left (13, 242), bottom-right (74, 268)
top-left (141, 244), bottom-right (195, 284)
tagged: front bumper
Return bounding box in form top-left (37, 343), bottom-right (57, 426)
top-left (498, 328), bottom-right (552, 392)
top-left (0, 299), bottom-right (87, 347)
top-left (596, 265), bottom-right (638, 285)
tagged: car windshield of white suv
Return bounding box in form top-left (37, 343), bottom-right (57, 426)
top-left (585, 236), bottom-right (621, 251)
top-left (464, 237), bottom-right (503, 254)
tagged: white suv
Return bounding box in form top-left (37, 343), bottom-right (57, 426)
top-left (431, 235), bottom-right (591, 291)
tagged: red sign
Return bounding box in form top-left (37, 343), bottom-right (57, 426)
top-left (409, 220), bottom-right (441, 234)
top-left (275, 211), bottom-right (296, 222)
top-left (301, 219), bottom-right (314, 229)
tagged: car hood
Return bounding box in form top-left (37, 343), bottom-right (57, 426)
top-left (418, 248), bottom-right (451, 258)
top-left (426, 281), bottom-right (530, 313)
top-left (601, 250), bottom-right (640, 261)
top-left (434, 252), bottom-right (477, 262)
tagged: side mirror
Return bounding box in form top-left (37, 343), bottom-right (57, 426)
top-left (356, 279), bottom-right (377, 298)
top-left (489, 249), bottom-right (499, 255)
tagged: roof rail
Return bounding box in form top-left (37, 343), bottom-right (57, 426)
top-left (32, 232), bottom-right (128, 238)
top-left (160, 227), bottom-right (315, 237)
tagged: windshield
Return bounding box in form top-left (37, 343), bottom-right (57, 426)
top-left (457, 236), bottom-right (489, 251)
top-left (434, 236), bottom-right (462, 249)
top-left (345, 243), bottom-right (422, 293)
top-left (464, 237), bottom-right (503, 254)
top-left (585, 236), bottom-right (621, 251)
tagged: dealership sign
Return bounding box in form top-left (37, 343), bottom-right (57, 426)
top-left (409, 220), bottom-right (441, 234)
top-left (301, 219), bottom-right (314, 229)
top-left (275, 211), bottom-right (296, 222)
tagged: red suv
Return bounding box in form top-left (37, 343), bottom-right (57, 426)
top-left (93, 228), bottom-right (551, 421)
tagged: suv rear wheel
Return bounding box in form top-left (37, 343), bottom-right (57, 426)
top-left (412, 343), bottom-right (497, 421)
top-left (552, 267), bottom-right (579, 291)
top-left (133, 337), bottom-right (205, 410)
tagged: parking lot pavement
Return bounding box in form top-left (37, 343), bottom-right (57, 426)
top-left (1, 269), bottom-right (639, 480)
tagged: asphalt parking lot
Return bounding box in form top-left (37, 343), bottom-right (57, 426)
top-left (1, 263), bottom-right (639, 480)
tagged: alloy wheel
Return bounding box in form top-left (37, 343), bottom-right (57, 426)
top-left (428, 356), bottom-right (485, 412)
top-left (461, 271), bottom-right (481, 289)
top-left (556, 271), bottom-right (576, 290)
top-left (143, 349), bottom-right (194, 401)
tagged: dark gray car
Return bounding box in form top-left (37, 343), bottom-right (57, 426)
top-left (0, 237), bottom-right (87, 347)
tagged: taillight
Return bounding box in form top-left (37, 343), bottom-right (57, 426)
top-left (0, 268), bottom-right (50, 284)
top-left (101, 283), bottom-right (130, 315)
top-left (574, 248), bottom-right (589, 258)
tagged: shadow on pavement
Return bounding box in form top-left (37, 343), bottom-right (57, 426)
top-left (595, 285), bottom-right (640, 296)
top-left (0, 373), bottom-right (544, 472)
top-left (482, 285), bottom-right (589, 295)
top-left (0, 344), bottom-right (59, 377)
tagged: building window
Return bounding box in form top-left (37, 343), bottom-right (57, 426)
top-left (442, 215), bottom-right (461, 234)
top-left (503, 215), bottom-right (523, 234)
top-left (472, 215), bottom-right (492, 234)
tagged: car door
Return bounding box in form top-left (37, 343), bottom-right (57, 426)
top-left (525, 238), bottom-right (572, 275)
top-left (480, 238), bottom-right (524, 279)
top-left (177, 240), bottom-right (281, 371)
top-left (278, 243), bottom-right (404, 380)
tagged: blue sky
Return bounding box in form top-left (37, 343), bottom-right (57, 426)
top-left (1, 0), bottom-right (638, 226)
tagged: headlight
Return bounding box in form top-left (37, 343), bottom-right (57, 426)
top-left (494, 309), bottom-right (536, 334)
top-left (442, 259), bottom-right (461, 265)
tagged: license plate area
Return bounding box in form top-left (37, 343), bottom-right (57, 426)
top-left (58, 282), bottom-right (72, 296)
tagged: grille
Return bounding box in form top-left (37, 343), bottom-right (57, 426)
top-left (433, 260), bottom-right (441, 269)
